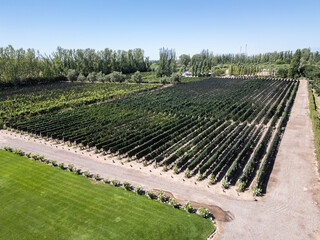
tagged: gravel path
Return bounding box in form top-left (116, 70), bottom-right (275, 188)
top-left (1, 80), bottom-right (319, 239)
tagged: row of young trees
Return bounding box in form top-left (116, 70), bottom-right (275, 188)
top-left (0, 45), bottom-right (151, 86)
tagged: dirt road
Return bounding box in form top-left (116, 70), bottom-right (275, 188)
top-left (1, 80), bottom-right (319, 239)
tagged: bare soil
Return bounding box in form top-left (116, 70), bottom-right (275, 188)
top-left (0, 80), bottom-right (319, 239)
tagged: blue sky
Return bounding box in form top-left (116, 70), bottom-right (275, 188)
top-left (1, 0), bottom-right (319, 59)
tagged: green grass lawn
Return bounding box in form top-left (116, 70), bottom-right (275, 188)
top-left (0, 150), bottom-right (214, 240)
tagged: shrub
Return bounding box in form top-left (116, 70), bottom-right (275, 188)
top-left (83, 170), bottom-right (91, 178)
top-left (197, 174), bottom-right (204, 181)
top-left (93, 173), bottom-right (100, 180)
top-left (209, 175), bottom-right (216, 185)
top-left (51, 160), bottom-right (58, 166)
top-left (131, 71), bottom-right (142, 83)
top-left (103, 177), bottom-right (109, 183)
top-left (146, 190), bottom-right (155, 199)
top-left (173, 166), bottom-right (179, 174)
top-left (25, 152), bottom-right (32, 158)
top-left (75, 168), bottom-right (81, 175)
top-left (158, 190), bottom-right (166, 202)
top-left (31, 153), bottom-right (39, 160)
top-left (77, 73), bottom-right (86, 82)
top-left (38, 155), bottom-right (45, 162)
top-left (87, 72), bottom-right (97, 83)
top-left (183, 201), bottom-right (194, 213)
top-left (111, 178), bottom-right (119, 186)
top-left (185, 169), bottom-right (191, 178)
top-left (14, 148), bottom-right (24, 156)
top-left (4, 146), bottom-right (13, 152)
top-left (253, 187), bottom-right (262, 196)
top-left (238, 182), bottom-right (246, 192)
top-left (67, 164), bottom-right (74, 171)
top-left (66, 69), bottom-right (77, 82)
top-left (123, 181), bottom-right (131, 191)
top-left (58, 162), bottom-right (65, 169)
top-left (162, 165), bottom-right (168, 172)
top-left (135, 185), bottom-right (143, 195)
top-left (197, 207), bottom-right (210, 218)
top-left (169, 198), bottom-right (179, 208)
top-left (160, 76), bottom-right (167, 84)
top-left (222, 180), bottom-right (229, 189)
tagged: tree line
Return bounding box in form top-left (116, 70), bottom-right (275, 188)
top-left (0, 45), bottom-right (151, 87)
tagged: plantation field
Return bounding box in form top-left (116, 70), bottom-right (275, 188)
top-left (0, 150), bottom-right (214, 240)
top-left (0, 82), bottom-right (160, 124)
top-left (9, 78), bottom-right (299, 191)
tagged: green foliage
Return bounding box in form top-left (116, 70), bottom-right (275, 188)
top-left (93, 173), bottom-right (100, 180)
top-left (77, 73), bottom-right (86, 82)
top-left (87, 72), bottom-right (97, 82)
top-left (131, 71), bottom-right (142, 83)
top-left (66, 69), bottom-right (77, 82)
top-left (13, 148), bottom-right (24, 156)
top-left (289, 49), bottom-right (301, 78)
top-left (111, 178), bottom-right (119, 186)
top-left (158, 190), bottom-right (166, 202)
top-left (135, 185), bottom-right (143, 195)
top-left (157, 48), bottom-right (176, 77)
top-left (169, 198), bottom-right (179, 208)
top-left (185, 169), bottom-right (191, 178)
top-left (0, 45), bottom-right (151, 87)
top-left (238, 182), bottom-right (246, 192)
top-left (197, 207), bottom-right (210, 218)
top-left (253, 187), bottom-right (262, 196)
top-left (123, 181), bottom-right (131, 191)
top-left (222, 180), bottom-right (229, 189)
top-left (183, 201), bottom-right (194, 213)
top-left (146, 190), bottom-right (156, 199)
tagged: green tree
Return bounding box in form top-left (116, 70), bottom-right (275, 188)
top-left (87, 72), bottom-right (97, 82)
top-left (66, 69), bottom-right (77, 82)
top-left (289, 49), bottom-right (301, 78)
top-left (131, 71), bottom-right (142, 83)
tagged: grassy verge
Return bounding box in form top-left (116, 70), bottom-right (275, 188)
top-left (307, 81), bottom-right (320, 169)
top-left (0, 150), bottom-right (214, 240)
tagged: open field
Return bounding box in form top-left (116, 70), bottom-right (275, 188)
top-left (0, 150), bottom-right (214, 240)
top-left (1, 80), bottom-right (319, 239)
top-left (8, 78), bottom-right (298, 192)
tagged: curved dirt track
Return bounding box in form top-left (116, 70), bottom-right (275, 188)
top-left (0, 80), bottom-right (319, 239)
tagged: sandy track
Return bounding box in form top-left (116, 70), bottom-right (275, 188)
top-left (0, 80), bottom-right (319, 239)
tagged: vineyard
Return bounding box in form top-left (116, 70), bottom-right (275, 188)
top-left (9, 78), bottom-right (299, 191)
top-left (0, 82), bottom-right (160, 124)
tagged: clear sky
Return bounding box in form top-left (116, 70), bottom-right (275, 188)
top-left (1, 0), bottom-right (319, 59)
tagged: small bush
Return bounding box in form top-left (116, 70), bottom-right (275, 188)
top-left (51, 160), bottom-right (58, 166)
top-left (4, 146), bottom-right (13, 152)
top-left (83, 170), bottom-right (91, 178)
top-left (222, 180), bottom-right (229, 189)
top-left (25, 152), bottom-right (32, 158)
top-left (209, 174), bottom-right (215, 184)
top-left (111, 178), bottom-right (119, 186)
top-left (135, 185), bottom-right (143, 195)
top-left (158, 190), bottom-right (166, 202)
top-left (253, 187), bottom-right (262, 196)
top-left (14, 148), bottom-right (24, 156)
top-left (169, 198), bottom-right (179, 208)
top-left (103, 177), bottom-right (109, 183)
top-left (67, 164), bottom-right (74, 171)
top-left (197, 207), bottom-right (210, 218)
top-left (58, 162), bottom-right (65, 169)
top-left (185, 169), bottom-right (191, 178)
top-left (183, 201), bottom-right (194, 213)
top-left (146, 190), bottom-right (155, 199)
top-left (31, 153), bottom-right (39, 160)
top-left (162, 165), bottom-right (168, 172)
top-left (238, 182), bottom-right (246, 192)
top-left (123, 181), bottom-right (131, 191)
top-left (197, 174), bottom-right (204, 181)
top-left (93, 173), bottom-right (100, 180)
top-left (173, 166), bottom-right (179, 174)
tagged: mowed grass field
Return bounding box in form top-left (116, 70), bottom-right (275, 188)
top-left (0, 150), bottom-right (214, 240)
